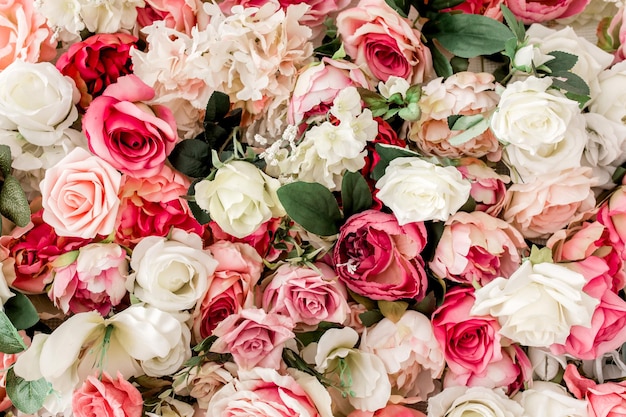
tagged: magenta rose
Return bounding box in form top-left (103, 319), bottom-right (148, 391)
top-left (56, 33), bottom-right (137, 110)
top-left (333, 209), bottom-right (428, 301)
top-left (429, 211), bottom-right (528, 286)
top-left (210, 308), bottom-right (294, 370)
top-left (507, 0), bottom-right (589, 23)
top-left (191, 241), bottom-right (263, 341)
top-left (72, 372), bottom-right (143, 417)
top-left (261, 262), bottom-right (349, 328)
top-left (336, 0), bottom-right (433, 83)
top-left (83, 74), bottom-right (178, 178)
top-left (565, 364), bottom-right (626, 417)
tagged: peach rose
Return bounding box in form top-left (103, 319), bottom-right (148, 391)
top-left (40, 147), bottom-right (122, 239)
top-left (0, 0), bottom-right (56, 70)
top-left (503, 167), bottom-right (596, 239)
top-left (72, 372), bottom-right (143, 417)
top-left (456, 158), bottom-right (509, 217)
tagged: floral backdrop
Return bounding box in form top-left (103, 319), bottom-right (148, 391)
top-left (1, 0), bottom-right (626, 416)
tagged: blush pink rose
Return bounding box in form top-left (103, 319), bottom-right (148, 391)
top-left (56, 33), bottom-right (137, 111)
top-left (192, 241), bottom-right (263, 341)
top-left (210, 308), bottom-right (294, 370)
top-left (456, 158), bottom-right (509, 217)
top-left (333, 209), bottom-right (428, 301)
top-left (336, 0), bottom-right (433, 83)
top-left (564, 363), bottom-right (626, 417)
top-left (261, 262), bottom-right (349, 328)
top-left (506, 0), bottom-right (590, 23)
top-left (136, 0), bottom-right (208, 35)
top-left (83, 74), bottom-right (178, 178)
top-left (72, 372), bottom-right (143, 417)
top-left (430, 211), bottom-right (528, 286)
top-left (0, 0), bottom-right (56, 70)
top-left (115, 165), bottom-right (203, 248)
top-left (40, 147), bottom-right (122, 240)
top-left (503, 167), bottom-right (596, 240)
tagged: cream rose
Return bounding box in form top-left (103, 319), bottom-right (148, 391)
top-left (513, 381), bottom-right (587, 417)
top-left (590, 60), bottom-right (626, 127)
top-left (194, 161), bottom-right (285, 238)
top-left (375, 157), bottom-right (471, 223)
top-left (471, 260), bottom-right (599, 347)
top-left (428, 386), bottom-right (524, 417)
top-left (127, 229), bottom-right (218, 312)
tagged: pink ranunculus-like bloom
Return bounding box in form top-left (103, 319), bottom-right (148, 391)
top-left (55, 33), bottom-right (137, 111)
top-left (210, 308), bottom-right (294, 370)
top-left (83, 74), bottom-right (178, 178)
top-left (598, 185), bottom-right (626, 258)
top-left (261, 262), bottom-right (349, 329)
top-left (503, 167), bottom-right (596, 240)
top-left (208, 217), bottom-right (288, 262)
top-left (564, 363), bottom-right (626, 417)
top-left (137, 0), bottom-right (208, 35)
top-left (336, 0), bottom-right (433, 83)
top-left (0, 209), bottom-right (89, 293)
top-left (40, 147), bottom-right (122, 240)
top-left (333, 209), bottom-right (428, 301)
top-left (456, 158), bottom-right (510, 217)
top-left (191, 240), bottom-right (263, 341)
top-left (430, 211), bottom-right (528, 286)
top-left (115, 165), bottom-right (203, 248)
top-left (288, 57), bottom-right (370, 125)
top-left (0, 331), bottom-right (30, 412)
top-left (444, 0), bottom-right (504, 19)
top-left (49, 243), bottom-right (129, 316)
top-left (72, 372), bottom-right (143, 417)
top-left (347, 404), bottom-right (427, 417)
top-left (408, 72), bottom-right (501, 161)
top-left (506, 0), bottom-right (590, 23)
top-left (0, 0), bottom-right (56, 71)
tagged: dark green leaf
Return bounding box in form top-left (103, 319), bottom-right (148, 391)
top-left (0, 175), bottom-right (30, 227)
top-left (384, 0), bottom-right (409, 17)
top-left (543, 51), bottom-right (579, 73)
top-left (425, 13), bottom-right (514, 58)
top-left (0, 310), bottom-right (27, 354)
top-left (186, 179), bottom-right (212, 225)
top-left (295, 322), bottom-right (343, 347)
top-left (429, 0), bottom-right (467, 10)
top-left (430, 44), bottom-right (453, 78)
top-left (205, 91), bottom-right (231, 123)
top-left (550, 71), bottom-right (590, 96)
top-left (168, 139), bottom-right (213, 178)
top-left (0, 144), bottom-right (11, 178)
top-left (277, 182), bottom-right (342, 236)
top-left (358, 310), bottom-right (384, 327)
top-left (202, 124), bottom-right (229, 149)
top-left (501, 4), bottom-right (525, 41)
top-left (613, 166), bottom-right (626, 184)
top-left (565, 91), bottom-right (591, 108)
top-left (220, 108), bottom-right (243, 131)
top-left (341, 171), bottom-right (372, 219)
top-left (450, 56), bottom-right (469, 73)
top-left (314, 37), bottom-right (343, 58)
top-left (371, 144), bottom-right (421, 181)
top-left (4, 292), bottom-right (39, 330)
top-left (6, 368), bottom-right (51, 414)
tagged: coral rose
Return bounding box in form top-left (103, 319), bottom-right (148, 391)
top-left (72, 372), bottom-right (143, 417)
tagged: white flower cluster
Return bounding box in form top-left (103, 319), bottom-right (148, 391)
top-left (266, 87), bottom-right (378, 192)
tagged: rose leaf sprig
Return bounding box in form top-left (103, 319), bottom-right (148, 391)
top-left (0, 145), bottom-right (30, 229)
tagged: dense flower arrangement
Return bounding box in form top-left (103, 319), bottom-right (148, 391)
top-left (2, 0), bottom-right (626, 415)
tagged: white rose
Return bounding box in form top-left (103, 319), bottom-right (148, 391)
top-left (428, 386), bottom-right (524, 417)
top-left (79, 0), bottom-right (145, 33)
top-left (0, 61), bottom-right (79, 146)
top-left (514, 381), bottom-right (588, 417)
top-left (128, 229), bottom-right (217, 312)
top-left (582, 112), bottom-right (626, 189)
top-left (527, 347), bottom-right (568, 381)
top-left (195, 160), bottom-right (285, 238)
top-left (375, 157), bottom-right (471, 224)
top-left (140, 316), bottom-right (192, 377)
top-left (471, 260), bottom-right (599, 347)
top-left (581, 350), bottom-right (626, 383)
top-left (590, 60), bottom-right (626, 127)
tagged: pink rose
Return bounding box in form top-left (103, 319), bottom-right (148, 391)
top-left (72, 372), bottom-right (143, 417)
top-left (503, 167), bottom-right (596, 240)
top-left (456, 158), bottom-right (509, 217)
top-left (347, 404), bottom-right (427, 417)
top-left (444, 0), bottom-right (503, 19)
top-left (336, 0), bottom-right (433, 83)
top-left (40, 147), bottom-right (122, 240)
top-left (116, 165), bottom-right (203, 248)
top-left (333, 209), bottom-right (428, 301)
top-left (0, 331), bottom-right (30, 412)
top-left (564, 364), bottom-right (626, 417)
top-left (49, 243), bottom-right (129, 316)
top-left (506, 0), bottom-right (589, 23)
top-left (288, 57), bottom-right (370, 125)
top-left (430, 211), bottom-right (528, 286)
top-left (137, 0), bottom-right (208, 35)
top-left (261, 262), bottom-right (349, 328)
top-left (0, 0), bottom-right (56, 70)
top-left (210, 308), bottom-right (294, 370)
top-left (83, 74), bottom-right (178, 178)
top-left (0, 209), bottom-right (89, 293)
top-left (598, 186), bottom-right (626, 258)
top-left (56, 33), bottom-right (137, 111)
top-left (192, 240), bottom-right (263, 341)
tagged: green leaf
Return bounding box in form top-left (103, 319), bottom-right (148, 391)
top-left (277, 182), bottom-right (343, 236)
top-left (358, 310), bottom-right (384, 327)
top-left (501, 4), bottom-right (525, 41)
top-left (186, 179), bottom-right (212, 225)
top-left (429, 0), bottom-right (467, 10)
top-left (447, 115), bottom-right (490, 146)
top-left (0, 174), bottom-right (30, 227)
top-left (4, 292), bottom-right (39, 331)
top-left (168, 139), bottom-right (213, 178)
top-left (543, 51), bottom-right (579, 73)
top-left (449, 114), bottom-right (484, 131)
top-left (204, 91), bottom-right (231, 123)
top-left (613, 166), bottom-right (626, 184)
top-left (0, 144), bottom-right (11, 178)
top-left (425, 13), bottom-right (515, 58)
top-left (371, 144), bottom-right (421, 181)
top-left (450, 56), bottom-right (469, 73)
top-left (6, 368), bottom-right (51, 414)
top-left (529, 245), bottom-right (553, 265)
top-left (384, 0), bottom-right (408, 17)
top-left (430, 44), bottom-right (453, 78)
top-left (348, 289), bottom-right (377, 310)
top-left (378, 300), bottom-right (409, 323)
top-left (0, 310), bottom-right (27, 354)
top-left (341, 171), bottom-right (372, 219)
top-left (550, 71), bottom-right (590, 97)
